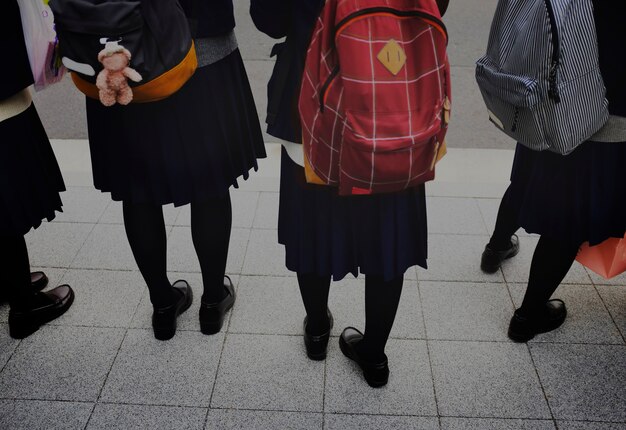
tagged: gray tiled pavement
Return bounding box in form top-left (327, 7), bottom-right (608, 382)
top-left (1, 186), bottom-right (625, 429)
top-left (3, 2), bottom-right (625, 428)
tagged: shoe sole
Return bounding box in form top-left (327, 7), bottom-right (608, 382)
top-left (307, 350), bottom-right (328, 361)
top-left (153, 328), bottom-right (176, 341)
top-left (30, 272), bottom-right (49, 292)
top-left (481, 246), bottom-right (520, 274)
top-left (154, 291), bottom-right (194, 341)
top-left (304, 311), bottom-right (333, 361)
top-left (339, 335), bottom-right (388, 388)
top-left (508, 311), bottom-right (567, 343)
top-left (507, 327), bottom-right (536, 343)
top-left (200, 300), bottom-right (234, 335)
top-left (9, 290), bottom-right (75, 340)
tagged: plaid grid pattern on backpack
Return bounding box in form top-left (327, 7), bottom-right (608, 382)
top-left (299, 0), bottom-right (451, 196)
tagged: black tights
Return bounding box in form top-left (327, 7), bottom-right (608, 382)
top-left (489, 186), bottom-right (520, 251)
top-left (297, 273), bottom-right (404, 361)
top-left (0, 235), bottom-right (34, 308)
top-left (489, 186), bottom-right (579, 316)
top-left (519, 236), bottom-right (579, 316)
top-left (123, 194), bottom-right (232, 308)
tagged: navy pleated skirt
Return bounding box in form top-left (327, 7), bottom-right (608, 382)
top-left (278, 148), bottom-right (428, 281)
top-left (0, 104), bottom-right (65, 236)
top-left (509, 141), bottom-right (626, 246)
top-left (86, 49), bottom-right (266, 206)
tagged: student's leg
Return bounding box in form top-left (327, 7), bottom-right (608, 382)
top-left (2, 235), bottom-right (74, 339)
top-left (520, 236), bottom-right (578, 314)
top-left (360, 274), bottom-right (404, 361)
top-left (297, 272), bottom-right (333, 360)
top-left (508, 235), bottom-right (579, 341)
top-left (339, 274), bottom-right (404, 387)
top-left (0, 235), bottom-right (34, 308)
top-left (192, 193), bottom-right (235, 335)
top-left (190, 193), bottom-right (232, 304)
top-left (122, 201), bottom-right (176, 308)
top-left (297, 273), bottom-right (332, 334)
top-left (488, 186), bottom-right (520, 250)
top-left (124, 200), bottom-right (192, 340)
top-left (482, 186), bottom-right (521, 273)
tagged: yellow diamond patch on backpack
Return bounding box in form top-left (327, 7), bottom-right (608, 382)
top-left (377, 39), bottom-right (407, 76)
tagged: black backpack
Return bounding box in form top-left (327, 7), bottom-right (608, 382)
top-left (49, 0), bottom-right (197, 103)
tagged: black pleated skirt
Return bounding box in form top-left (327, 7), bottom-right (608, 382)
top-left (0, 104), bottom-right (65, 236)
top-left (509, 141), bottom-right (626, 246)
top-left (86, 49), bottom-right (266, 206)
top-left (278, 148), bottom-right (428, 281)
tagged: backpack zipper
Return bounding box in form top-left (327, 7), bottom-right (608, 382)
top-left (333, 8), bottom-right (448, 42)
top-left (319, 7), bottom-right (448, 112)
top-left (319, 66), bottom-right (340, 113)
top-left (511, 107), bottom-right (520, 133)
top-left (543, 0), bottom-right (561, 103)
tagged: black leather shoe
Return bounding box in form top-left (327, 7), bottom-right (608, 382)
top-left (152, 280), bottom-right (193, 341)
top-left (481, 234), bottom-right (520, 273)
top-left (0, 272), bottom-right (49, 304)
top-left (303, 310), bottom-right (333, 361)
top-left (508, 299), bottom-right (567, 342)
top-left (199, 276), bottom-right (235, 335)
top-left (8, 285), bottom-right (74, 339)
top-left (339, 327), bottom-right (389, 388)
top-left (30, 272), bottom-right (49, 291)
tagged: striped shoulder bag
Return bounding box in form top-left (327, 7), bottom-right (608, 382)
top-left (476, 0), bottom-right (608, 155)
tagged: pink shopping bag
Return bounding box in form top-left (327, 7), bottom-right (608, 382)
top-left (576, 234), bottom-right (626, 279)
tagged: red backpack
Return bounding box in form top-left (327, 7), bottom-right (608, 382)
top-left (299, 0), bottom-right (451, 196)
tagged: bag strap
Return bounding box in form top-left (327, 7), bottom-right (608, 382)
top-left (266, 3), bottom-right (311, 127)
top-left (543, 0), bottom-right (562, 103)
top-left (266, 37), bottom-right (296, 126)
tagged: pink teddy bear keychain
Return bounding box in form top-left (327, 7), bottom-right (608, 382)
top-left (95, 41), bottom-right (142, 106)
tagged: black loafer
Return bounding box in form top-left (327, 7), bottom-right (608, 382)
top-left (152, 280), bottom-right (193, 341)
top-left (481, 234), bottom-right (520, 274)
top-left (8, 285), bottom-right (75, 339)
top-left (30, 272), bottom-right (49, 291)
top-left (508, 299), bottom-right (567, 342)
top-left (199, 276), bottom-right (235, 335)
top-left (339, 327), bottom-right (389, 388)
top-left (303, 310), bottom-right (333, 361)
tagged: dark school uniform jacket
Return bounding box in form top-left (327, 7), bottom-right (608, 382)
top-left (0, 0), bottom-right (34, 101)
top-left (593, 1), bottom-right (626, 117)
top-left (179, 0), bottom-right (236, 38)
top-left (251, 0), bottom-right (325, 144)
